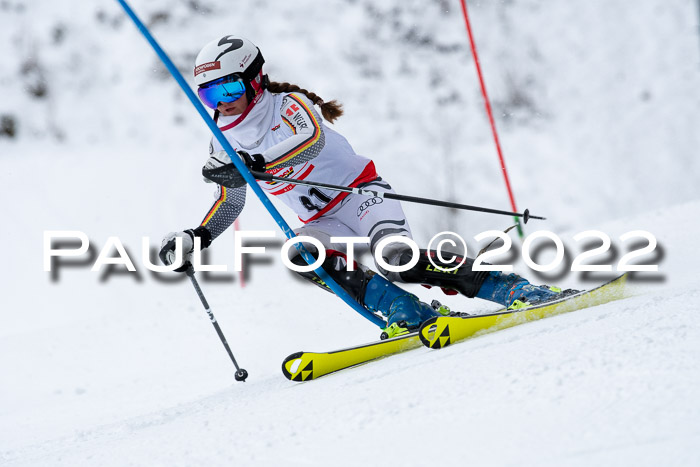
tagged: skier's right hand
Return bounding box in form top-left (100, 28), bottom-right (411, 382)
top-left (159, 230), bottom-right (195, 272)
top-left (202, 150), bottom-right (265, 188)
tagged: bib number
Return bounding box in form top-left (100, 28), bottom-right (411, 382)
top-left (299, 188), bottom-right (332, 211)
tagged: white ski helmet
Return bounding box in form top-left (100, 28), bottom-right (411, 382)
top-left (194, 35), bottom-right (267, 101)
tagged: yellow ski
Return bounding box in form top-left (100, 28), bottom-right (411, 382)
top-left (282, 332), bottom-right (422, 381)
top-left (282, 275), bottom-right (628, 381)
top-left (419, 274), bottom-right (628, 349)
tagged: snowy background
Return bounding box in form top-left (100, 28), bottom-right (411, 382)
top-left (1, 0), bottom-right (700, 465)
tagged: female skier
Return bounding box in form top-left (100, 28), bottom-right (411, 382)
top-left (160, 36), bottom-right (566, 337)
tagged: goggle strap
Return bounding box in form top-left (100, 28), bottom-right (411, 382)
top-left (239, 49), bottom-right (265, 83)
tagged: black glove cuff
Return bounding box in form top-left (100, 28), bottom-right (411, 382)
top-left (191, 226), bottom-right (213, 249)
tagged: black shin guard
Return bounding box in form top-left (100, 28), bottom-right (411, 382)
top-left (397, 249), bottom-right (490, 298)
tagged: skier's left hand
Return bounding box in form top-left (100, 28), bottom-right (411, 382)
top-left (159, 230), bottom-right (195, 272)
top-left (238, 150), bottom-right (266, 172)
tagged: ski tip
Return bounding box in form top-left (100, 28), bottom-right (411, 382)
top-left (282, 352), bottom-right (315, 382)
top-left (281, 351), bottom-right (304, 381)
top-left (418, 316), bottom-right (446, 349)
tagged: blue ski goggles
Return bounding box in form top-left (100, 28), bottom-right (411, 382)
top-left (197, 74), bottom-right (246, 109)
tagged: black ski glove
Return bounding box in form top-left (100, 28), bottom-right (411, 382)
top-left (239, 150), bottom-right (266, 172)
top-left (159, 227), bottom-right (212, 272)
top-left (202, 150), bottom-right (265, 188)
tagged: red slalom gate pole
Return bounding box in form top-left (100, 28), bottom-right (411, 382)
top-left (459, 0), bottom-right (524, 238)
top-left (233, 218), bottom-right (246, 288)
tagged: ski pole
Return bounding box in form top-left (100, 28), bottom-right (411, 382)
top-left (116, 0), bottom-right (385, 328)
top-left (185, 265), bottom-right (248, 382)
top-left (250, 170), bottom-right (544, 223)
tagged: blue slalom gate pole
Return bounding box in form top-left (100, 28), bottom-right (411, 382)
top-left (115, 0), bottom-right (385, 327)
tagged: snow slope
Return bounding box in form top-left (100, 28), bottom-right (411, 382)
top-left (1, 0), bottom-right (700, 465)
top-left (1, 158), bottom-right (698, 465)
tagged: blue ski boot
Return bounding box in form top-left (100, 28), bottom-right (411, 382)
top-left (363, 274), bottom-right (441, 338)
top-left (476, 271), bottom-right (571, 309)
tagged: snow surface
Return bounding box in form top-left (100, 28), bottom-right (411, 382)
top-left (2, 0), bottom-right (700, 465)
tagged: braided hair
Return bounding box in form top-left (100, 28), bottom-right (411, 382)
top-left (267, 81), bottom-right (344, 123)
